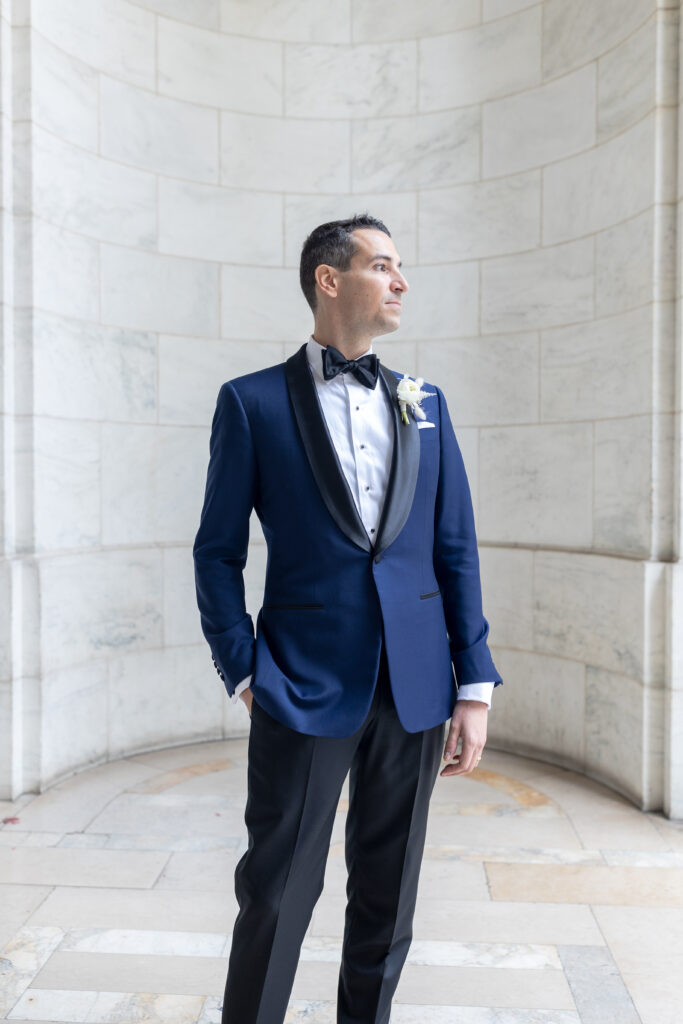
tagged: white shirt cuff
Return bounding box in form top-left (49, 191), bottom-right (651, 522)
top-left (230, 675), bottom-right (252, 704)
top-left (454, 681), bottom-right (495, 708)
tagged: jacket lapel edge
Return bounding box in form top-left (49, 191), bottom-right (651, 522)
top-left (285, 343), bottom-right (372, 553)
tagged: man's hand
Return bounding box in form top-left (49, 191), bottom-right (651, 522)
top-left (240, 687), bottom-right (254, 718)
top-left (440, 699), bottom-right (488, 777)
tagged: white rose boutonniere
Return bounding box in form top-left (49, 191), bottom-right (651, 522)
top-left (396, 374), bottom-right (436, 425)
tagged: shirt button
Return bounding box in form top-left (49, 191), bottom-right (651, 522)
top-left (355, 405), bottom-right (360, 411)
top-left (365, 485), bottom-right (370, 491)
top-left (359, 444), bottom-right (365, 449)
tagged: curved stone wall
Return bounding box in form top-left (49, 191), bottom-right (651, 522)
top-left (0, 0), bottom-right (680, 813)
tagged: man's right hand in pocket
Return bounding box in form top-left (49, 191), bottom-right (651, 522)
top-left (240, 688), bottom-right (254, 718)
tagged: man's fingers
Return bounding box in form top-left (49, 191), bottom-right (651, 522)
top-left (443, 743), bottom-right (484, 776)
top-left (444, 724), bottom-right (460, 760)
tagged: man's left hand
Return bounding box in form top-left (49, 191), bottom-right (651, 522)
top-left (440, 699), bottom-right (488, 777)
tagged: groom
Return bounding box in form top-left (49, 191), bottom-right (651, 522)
top-left (193, 213), bottom-right (503, 1024)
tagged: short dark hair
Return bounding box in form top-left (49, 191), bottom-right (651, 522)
top-left (299, 212), bottom-right (391, 314)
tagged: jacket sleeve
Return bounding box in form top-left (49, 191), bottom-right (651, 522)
top-left (193, 381), bottom-right (257, 697)
top-left (433, 385), bottom-right (503, 691)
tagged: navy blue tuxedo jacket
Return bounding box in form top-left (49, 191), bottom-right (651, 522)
top-left (193, 342), bottom-right (503, 737)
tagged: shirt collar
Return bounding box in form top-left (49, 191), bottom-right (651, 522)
top-left (306, 334), bottom-right (374, 383)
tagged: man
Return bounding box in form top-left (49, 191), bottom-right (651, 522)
top-left (193, 213), bottom-right (503, 1024)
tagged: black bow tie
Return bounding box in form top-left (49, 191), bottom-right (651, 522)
top-left (320, 344), bottom-right (380, 389)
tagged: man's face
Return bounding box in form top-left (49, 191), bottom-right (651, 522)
top-left (316, 228), bottom-right (409, 336)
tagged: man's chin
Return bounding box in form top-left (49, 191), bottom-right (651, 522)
top-left (377, 317), bottom-right (401, 336)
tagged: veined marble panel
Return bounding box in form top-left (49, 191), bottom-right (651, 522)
top-left (243, 529), bottom-right (269, 611)
top-left (220, 0), bottom-right (351, 43)
top-left (652, 204), bottom-right (677, 304)
top-left (0, 562), bottom-right (10, 681)
top-left (101, 245), bottom-right (220, 337)
top-left (353, 0), bottom-right (480, 41)
top-left (158, 16), bottom-right (281, 113)
top-left (137, 0), bottom-right (219, 28)
top-left (30, 31), bottom-right (98, 151)
top-left (420, 172), bottom-right (540, 261)
top-left (543, 0), bottom-right (656, 78)
top-left (416, 334), bottom-right (538, 426)
top-left (543, 115), bottom-right (656, 245)
top-left (284, 194), bottom-right (416, 267)
top-left (107, 646), bottom-right (225, 757)
top-left (39, 663), bottom-right (108, 788)
top-left (478, 547), bottom-right (534, 651)
top-left (285, 41), bottom-right (416, 119)
top-left (479, 422), bottom-right (593, 546)
top-left (12, 216), bottom-right (33, 312)
top-left (483, 0), bottom-right (539, 20)
top-left (540, 305), bottom-right (653, 421)
top-left (533, 551), bottom-right (646, 679)
top-left (595, 208), bottom-right (656, 316)
top-left (597, 14), bottom-right (658, 140)
top-left (594, 415), bottom-right (652, 555)
top-left (220, 110), bottom-right (349, 192)
top-left (586, 667), bottom-right (664, 807)
top-left (383, 263), bottom-right (479, 340)
top-left (163, 546), bottom-right (204, 649)
top-left (420, 6), bottom-right (542, 109)
top-left (33, 417), bottom-right (100, 552)
top-left (100, 76), bottom-right (219, 183)
top-left (487, 649), bottom-right (586, 767)
top-left (159, 337), bottom-right (283, 425)
top-left (39, 549), bottom-right (163, 673)
top-left (101, 422), bottom-right (206, 545)
top-left (220, 264), bottom-right (315, 340)
top-left (33, 126), bottom-right (157, 247)
top-left (9, 26), bottom-right (34, 124)
top-left (352, 107), bottom-right (480, 192)
top-left (0, 681), bottom-right (12, 807)
top-left (31, 0), bottom-right (155, 87)
top-left (481, 238), bottom-right (593, 332)
top-left (32, 219), bottom-right (99, 322)
top-left (159, 179), bottom-right (281, 263)
top-left (483, 64), bottom-right (595, 178)
top-left (33, 311), bottom-right (157, 423)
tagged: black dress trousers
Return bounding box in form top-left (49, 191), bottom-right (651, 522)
top-left (221, 631), bottom-right (446, 1024)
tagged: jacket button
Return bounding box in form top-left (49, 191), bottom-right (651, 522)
top-left (374, 554), bottom-right (382, 564)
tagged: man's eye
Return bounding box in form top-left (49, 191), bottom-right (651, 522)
top-left (375, 264), bottom-right (388, 271)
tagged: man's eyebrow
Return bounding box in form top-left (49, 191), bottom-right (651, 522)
top-left (368, 253), bottom-right (402, 268)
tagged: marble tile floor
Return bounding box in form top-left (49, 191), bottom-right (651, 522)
top-left (1, 740), bottom-right (682, 1023)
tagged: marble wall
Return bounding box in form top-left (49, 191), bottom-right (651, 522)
top-left (0, 0), bottom-right (681, 815)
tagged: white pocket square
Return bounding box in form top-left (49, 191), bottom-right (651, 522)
top-left (417, 421), bottom-right (435, 429)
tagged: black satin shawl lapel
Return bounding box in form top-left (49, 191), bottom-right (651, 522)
top-left (285, 343), bottom-right (372, 552)
top-left (373, 363), bottom-right (420, 556)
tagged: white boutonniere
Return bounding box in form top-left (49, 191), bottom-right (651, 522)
top-left (396, 374), bottom-right (436, 425)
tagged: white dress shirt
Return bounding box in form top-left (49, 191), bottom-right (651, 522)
top-left (230, 336), bottom-right (495, 709)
